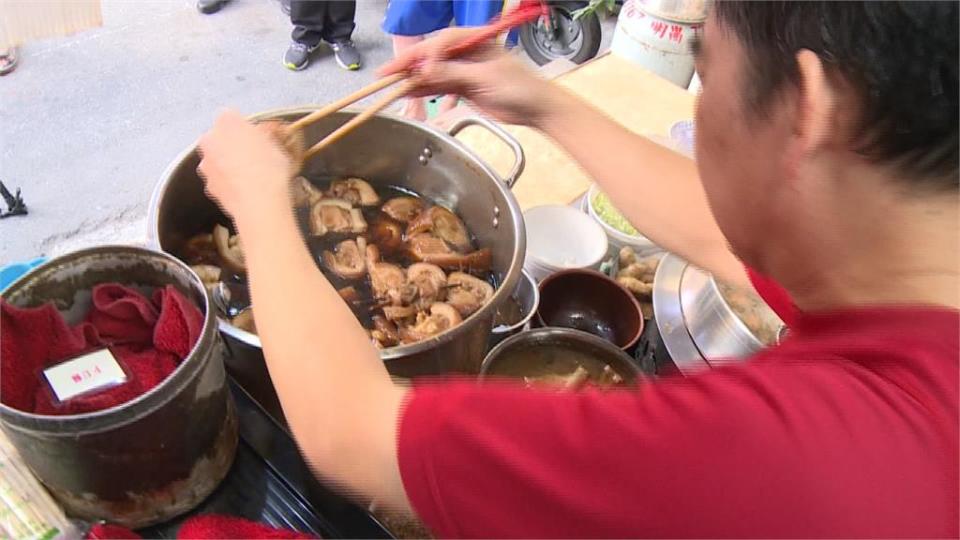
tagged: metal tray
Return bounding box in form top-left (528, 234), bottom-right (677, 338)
top-left (139, 380), bottom-right (392, 539)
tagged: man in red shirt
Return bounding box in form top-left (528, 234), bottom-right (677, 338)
top-left (195, 1), bottom-right (958, 536)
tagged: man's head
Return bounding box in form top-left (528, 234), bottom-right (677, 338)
top-left (693, 1), bottom-right (958, 281)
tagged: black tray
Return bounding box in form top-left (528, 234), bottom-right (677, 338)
top-left (139, 380), bottom-right (392, 539)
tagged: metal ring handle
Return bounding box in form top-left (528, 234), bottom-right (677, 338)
top-left (448, 116), bottom-right (526, 188)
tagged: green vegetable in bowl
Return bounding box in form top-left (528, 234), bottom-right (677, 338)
top-left (591, 191), bottom-right (640, 236)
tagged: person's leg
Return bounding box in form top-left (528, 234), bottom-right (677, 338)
top-left (438, 94), bottom-right (460, 115)
top-left (424, 1), bottom-right (502, 113)
top-left (382, 0), bottom-right (455, 119)
top-left (323, 0), bottom-right (361, 70)
top-left (452, 0), bottom-right (503, 27)
top-left (290, 0), bottom-right (325, 46)
top-left (285, 0), bottom-right (325, 70)
top-left (0, 47), bottom-right (18, 76)
top-left (392, 36), bottom-right (428, 120)
top-left (322, 0), bottom-right (357, 43)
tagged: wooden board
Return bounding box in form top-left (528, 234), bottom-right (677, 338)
top-left (452, 53), bottom-right (696, 210)
top-left (0, 0), bottom-right (102, 49)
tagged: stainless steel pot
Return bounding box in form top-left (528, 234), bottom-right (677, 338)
top-left (489, 269), bottom-right (540, 347)
top-left (148, 108), bottom-right (526, 387)
top-left (652, 253), bottom-right (784, 375)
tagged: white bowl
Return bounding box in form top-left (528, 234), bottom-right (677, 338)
top-left (523, 258), bottom-right (559, 283)
top-left (585, 184), bottom-right (662, 258)
top-left (523, 205), bottom-right (608, 282)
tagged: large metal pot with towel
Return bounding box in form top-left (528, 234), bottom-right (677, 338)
top-left (148, 109), bottom-right (526, 408)
top-left (0, 246), bottom-right (237, 528)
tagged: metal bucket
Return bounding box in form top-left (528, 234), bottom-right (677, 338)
top-left (147, 109), bottom-right (526, 385)
top-left (0, 246), bottom-right (238, 528)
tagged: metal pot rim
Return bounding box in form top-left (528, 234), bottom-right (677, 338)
top-left (681, 265), bottom-right (783, 352)
top-left (704, 273), bottom-right (786, 347)
top-left (146, 107), bottom-right (526, 360)
top-left (491, 269), bottom-right (540, 335)
top-left (479, 326), bottom-right (641, 379)
top-left (704, 273), bottom-right (765, 349)
top-left (0, 245), bottom-right (218, 433)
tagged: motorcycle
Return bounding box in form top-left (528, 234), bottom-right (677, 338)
top-left (514, 0), bottom-right (606, 66)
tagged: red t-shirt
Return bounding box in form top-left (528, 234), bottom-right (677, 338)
top-left (746, 267), bottom-right (799, 327)
top-left (398, 303), bottom-right (959, 537)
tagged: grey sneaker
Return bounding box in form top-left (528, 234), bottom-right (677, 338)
top-left (330, 41), bottom-right (361, 71)
top-left (284, 41), bottom-right (318, 71)
top-left (0, 47), bottom-right (18, 76)
top-left (197, 0), bottom-right (228, 14)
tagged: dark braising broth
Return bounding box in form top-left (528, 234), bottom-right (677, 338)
top-left (179, 177), bottom-right (497, 348)
top-left (300, 185), bottom-right (434, 328)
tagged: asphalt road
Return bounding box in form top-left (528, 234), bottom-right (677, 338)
top-left (0, 0), bottom-right (399, 264)
top-left (0, 0), bottom-right (614, 265)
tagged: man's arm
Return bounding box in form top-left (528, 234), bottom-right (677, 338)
top-left (198, 111), bottom-right (412, 513)
top-left (537, 87), bottom-right (750, 287)
top-left (382, 32), bottom-right (752, 287)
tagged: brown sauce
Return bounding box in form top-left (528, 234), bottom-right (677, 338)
top-left (178, 180), bottom-right (497, 341)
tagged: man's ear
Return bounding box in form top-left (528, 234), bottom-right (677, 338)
top-left (783, 49), bottom-right (836, 184)
top-left (785, 50), bottom-right (837, 174)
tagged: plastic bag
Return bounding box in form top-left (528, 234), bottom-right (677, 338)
top-left (0, 430), bottom-right (78, 540)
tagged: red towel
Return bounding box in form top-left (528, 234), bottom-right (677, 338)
top-left (86, 523), bottom-right (143, 540)
top-left (85, 515), bottom-right (317, 539)
top-left (176, 515), bottom-right (317, 539)
top-left (0, 283), bottom-right (203, 415)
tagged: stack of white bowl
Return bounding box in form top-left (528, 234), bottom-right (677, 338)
top-left (583, 184), bottom-right (663, 259)
top-left (522, 205), bottom-right (608, 282)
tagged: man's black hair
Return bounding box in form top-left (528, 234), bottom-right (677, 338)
top-left (713, 1), bottom-right (958, 189)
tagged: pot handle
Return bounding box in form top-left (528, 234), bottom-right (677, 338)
top-left (447, 116), bottom-right (525, 188)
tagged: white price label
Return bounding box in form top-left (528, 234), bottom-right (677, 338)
top-left (42, 349), bottom-right (127, 403)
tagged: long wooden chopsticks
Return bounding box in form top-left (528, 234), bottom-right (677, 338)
top-left (287, 1), bottom-right (545, 161)
top-left (287, 73), bottom-right (404, 134)
top-left (302, 82), bottom-right (411, 160)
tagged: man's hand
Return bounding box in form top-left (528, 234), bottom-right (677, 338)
top-left (378, 28), bottom-right (560, 128)
top-left (197, 109), bottom-right (295, 225)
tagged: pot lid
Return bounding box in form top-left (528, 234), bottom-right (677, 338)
top-left (651, 253), bottom-right (710, 375)
top-left (678, 263), bottom-right (761, 366)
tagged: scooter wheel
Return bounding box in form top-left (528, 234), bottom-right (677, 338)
top-left (519, 1), bottom-right (602, 66)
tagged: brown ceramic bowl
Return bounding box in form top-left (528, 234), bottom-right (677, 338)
top-left (535, 269), bottom-right (644, 350)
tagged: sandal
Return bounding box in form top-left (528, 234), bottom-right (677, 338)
top-left (0, 47), bottom-right (19, 75)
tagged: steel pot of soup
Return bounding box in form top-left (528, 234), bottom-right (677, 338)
top-left (480, 327), bottom-right (643, 389)
top-left (148, 109), bottom-right (526, 395)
